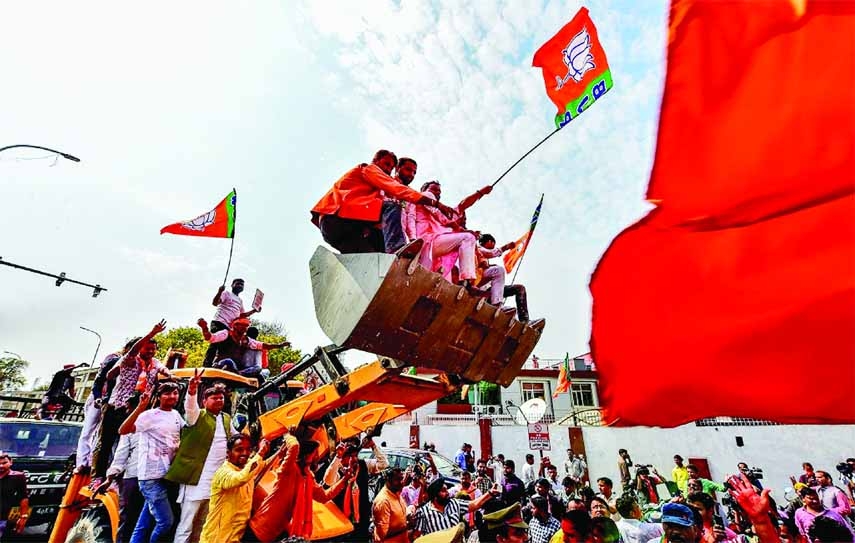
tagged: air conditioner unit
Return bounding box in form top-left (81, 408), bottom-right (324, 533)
top-left (484, 405), bottom-right (502, 415)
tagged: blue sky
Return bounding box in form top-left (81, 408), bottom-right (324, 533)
top-left (1, 0), bottom-right (667, 386)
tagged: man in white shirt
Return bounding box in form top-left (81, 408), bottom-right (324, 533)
top-left (567, 453), bottom-right (588, 484)
top-left (545, 465), bottom-right (563, 495)
top-left (522, 454), bottom-right (537, 486)
top-left (489, 454), bottom-right (506, 486)
top-left (203, 278), bottom-right (260, 365)
top-left (614, 493), bottom-right (664, 543)
top-left (119, 381), bottom-right (185, 543)
top-left (476, 234), bottom-right (530, 321)
top-left (99, 393), bottom-right (142, 543)
top-left (596, 476), bottom-right (621, 520)
top-left (165, 372), bottom-right (231, 543)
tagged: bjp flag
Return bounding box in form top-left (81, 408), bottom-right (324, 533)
top-left (160, 190), bottom-right (236, 239)
top-left (532, 7), bottom-right (613, 128)
top-left (590, 0), bottom-right (855, 427)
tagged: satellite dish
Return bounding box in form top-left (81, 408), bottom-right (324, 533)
top-left (515, 398), bottom-right (547, 425)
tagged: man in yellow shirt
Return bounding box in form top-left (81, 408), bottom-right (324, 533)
top-left (671, 455), bottom-right (689, 494)
top-left (199, 435), bottom-right (269, 543)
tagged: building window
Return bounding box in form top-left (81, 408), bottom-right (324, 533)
top-left (520, 381), bottom-right (553, 413)
top-left (571, 382), bottom-right (596, 407)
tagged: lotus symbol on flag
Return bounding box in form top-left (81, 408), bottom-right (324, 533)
top-left (181, 210), bottom-right (216, 231)
top-left (555, 28), bottom-right (595, 90)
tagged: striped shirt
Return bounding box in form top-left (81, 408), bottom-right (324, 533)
top-left (414, 499), bottom-right (466, 535)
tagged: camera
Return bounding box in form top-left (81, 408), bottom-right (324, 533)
top-left (741, 466), bottom-right (763, 480)
top-left (837, 462), bottom-right (853, 477)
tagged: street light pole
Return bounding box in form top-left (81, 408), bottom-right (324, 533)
top-left (0, 144), bottom-right (80, 162)
top-left (79, 327), bottom-right (101, 366)
top-left (2, 351), bottom-right (22, 360)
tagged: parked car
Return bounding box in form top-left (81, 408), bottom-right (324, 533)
top-left (358, 447), bottom-right (463, 499)
top-left (0, 416), bottom-right (82, 537)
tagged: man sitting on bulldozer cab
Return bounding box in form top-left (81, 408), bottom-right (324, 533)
top-left (197, 317), bottom-right (289, 377)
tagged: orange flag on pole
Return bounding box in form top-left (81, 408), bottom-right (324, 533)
top-left (553, 353), bottom-right (571, 398)
top-left (160, 190), bottom-right (236, 239)
top-left (590, 0), bottom-right (855, 426)
top-left (504, 195), bottom-right (544, 274)
top-left (532, 6), bottom-right (613, 128)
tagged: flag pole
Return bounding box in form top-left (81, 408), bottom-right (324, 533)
top-left (222, 188), bottom-right (237, 285)
top-left (510, 242), bottom-right (528, 286)
top-left (223, 236), bottom-right (235, 285)
top-left (509, 192), bottom-right (544, 285)
top-left (491, 127), bottom-right (562, 188)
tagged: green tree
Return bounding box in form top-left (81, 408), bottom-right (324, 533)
top-left (0, 357), bottom-right (29, 391)
top-left (155, 326), bottom-right (207, 368)
top-left (154, 320), bottom-right (302, 373)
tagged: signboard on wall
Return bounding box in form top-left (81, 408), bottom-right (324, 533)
top-left (527, 423), bottom-right (550, 450)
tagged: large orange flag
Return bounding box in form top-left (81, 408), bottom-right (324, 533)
top-left (590, 0), bottom-right (855, 427)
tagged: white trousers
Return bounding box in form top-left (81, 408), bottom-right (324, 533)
top-left (76, 395), bottom-right (101, 467)
top-left (174, 497), bottom-right (209, 543)
top-left (422, 232), bottom-right (477, 280)
top-left (481, 264), bottom-right (506, 305)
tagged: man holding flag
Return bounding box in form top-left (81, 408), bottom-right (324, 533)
top-left (476, 234), bottom-right (529, 322)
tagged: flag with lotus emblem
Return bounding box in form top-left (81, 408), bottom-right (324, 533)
top-left (532, 6), bottom-right (613, 128)
top-left (160, 189), bottom-right (236, 238)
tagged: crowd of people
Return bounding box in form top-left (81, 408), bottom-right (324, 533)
top-left (366, 445), bottom-right (855, 543)
top-left (1, 151), bottom-right (849, 543)
top-left (310, 149), bottom-right (533, 323)
top-left (2, 324), bottom-right (854, 543)
top-left (64, 322), bottom-right (383, 543)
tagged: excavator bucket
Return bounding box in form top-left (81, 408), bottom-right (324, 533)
top-left (310, 241), bottom-right (545, 386)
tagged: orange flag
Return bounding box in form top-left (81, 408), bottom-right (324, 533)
top-left (504, 195), bottom-right (544, 274)
top-left (532, 6), bottom-right (613, 128)
top-left (160, 190), bottom-right (236, 239)
top-left (553, 353), bottom-right (571, 398)
top-left (590, 0), bottom-right (855, 426)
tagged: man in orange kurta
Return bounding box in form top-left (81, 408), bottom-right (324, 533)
top-left (311, 149), bottom-right (454, 254)
top-left (372, 468), bottom-right (410, 543)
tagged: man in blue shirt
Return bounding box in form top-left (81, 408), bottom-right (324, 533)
top-left (454, 443), bottom-right (471, 471)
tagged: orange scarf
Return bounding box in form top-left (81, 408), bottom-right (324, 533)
top-left (289, 467), bottom-right (316, 538)
top-left (342, 464), bottom-right (361, 523)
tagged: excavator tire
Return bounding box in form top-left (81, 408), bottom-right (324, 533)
top-left (63, 504), bottom-right (112, 543)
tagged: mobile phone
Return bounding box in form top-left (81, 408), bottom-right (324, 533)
top-left (713, 513), bottom-right (724, 529)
